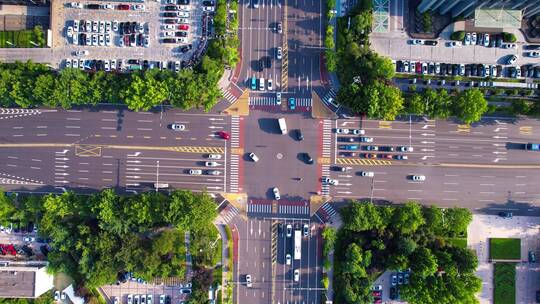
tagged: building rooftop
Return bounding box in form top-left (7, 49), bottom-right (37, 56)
top-left (0, 263), bottom-right (53, 298)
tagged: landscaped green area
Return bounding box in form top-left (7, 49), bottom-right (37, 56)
top-left (0, 291), bottom-right (54, 304)
top-left (494, 262), bottom-right (516, 304)
top-left (446, 237), bottom-right (467, 249)
top-left (334, 202), bottom-right (480, 304)
top-left (0, 0), bottom-right (238, 112)
top-left (0, 189), bottom-right (219, 303)
top-left (0, 26), bottom-right (46, 48)
top-left (490, 238), bottom-right (521, 260)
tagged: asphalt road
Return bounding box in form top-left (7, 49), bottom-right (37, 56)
top-left (0, 106), bottom-right (238, 195)
top-left (326, 115), bottom-right (540, 214)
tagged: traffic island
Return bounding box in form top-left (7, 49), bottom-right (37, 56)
top-left (311, 91), bottom-right (337, 119)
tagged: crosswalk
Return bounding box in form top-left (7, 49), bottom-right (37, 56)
top-left (217, 204), bottom-right (240, 224)
top-left (322, 88), bottom-right (337, 107)
top-left (248, 97), bottom-right (312, 107)
top-left (322, 119), bottom-right (332, 158)
top-left (247, 200), bottom-right (311, 216)
top-left (278, 204), bottom-right (309, 215)
top-left (220, 87), bottom-right (238, 104)
top-left (229, 116), bottom-right (241, 193)
top-left (336, 158), bottom-right (392, 165)
top-left (248, 202), bottom-right (272, 214)
top-left (321, 165), bottom-right (330, 196)
top-left (317, 202), bottom-right (338, 223)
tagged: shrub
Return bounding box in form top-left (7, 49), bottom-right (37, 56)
top-left (422, 11), bottom-right (433, 32)
top-left (450, 31), bottom-right (465, 41)
top-left (502, 32), bottom-right (517, 43)
top-left (506, 89), bottom-right (519, 96)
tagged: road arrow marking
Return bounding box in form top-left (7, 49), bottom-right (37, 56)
top-left (54, 173), bottom-right (69, 176)
top-left (421, 133), bottom-right (435, 137)
top-left (421, 141), bottom-right (435, 144)
top-left (126, 183), bottom-right (140, 187)
top-left (492, 136), bottom-right (507, 139)
top-left (337, 191), bottom-right (352, 194)
top-left (127, 160), bottom-right (141, 163)
top-left (207, 186), bottom-right (222, 190)
top-left (422, 125), bottom-right (435, 129)
top-left (128, 152), bottom-right (141, 157)
top-left (421, 149), bottom-right (435, 152)
top-left (492, 151), bottom-right (507, 155)
top-left (421, 155), bottom-right (435, 160)
top-left (55, 157), bottom-right (69, 161)
top-left (55, 165), bottom-right (69, 168)
top-left (126, 176), bottom-right (140, 179)
top-left (127, 168), bottom-right (141, 171)
top-left (494, 120), bottom-right (507, 125)
top-left (208, 125), bottom-right (223, 129)
top-left (55, 150), bottom-right (69, 154)
top-left (494, 127), bottom-right (508, 132)
top-left (492, 143), bottom-right (505, 147)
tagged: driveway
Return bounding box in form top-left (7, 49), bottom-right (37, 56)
top-left (468, 214), bottom-right (540, 304)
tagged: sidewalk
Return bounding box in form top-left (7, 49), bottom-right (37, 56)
top-left (324, 210), bottom-right (343, 301)
top-left (215, 223), bottom-right (230, 303)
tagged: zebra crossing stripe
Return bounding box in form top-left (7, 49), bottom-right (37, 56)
top-left (220, 88), bottom-right (237, 104)
top-left (335, 158), bottom-right (392, 165)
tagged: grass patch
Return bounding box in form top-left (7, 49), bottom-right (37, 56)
top-left (490, 238), bottom-right (521, 260)
top-left (447, 237), bottom-right (467, 248)
top-left (0, 27), bottom-right (46, 48)
top-left (494, 262), bottom-right (516, 304)
top-left (213, 265), bottom-right (223, 285)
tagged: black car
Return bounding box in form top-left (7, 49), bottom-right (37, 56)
top-left (163, 12), bottom-right (179, 18)
top-left (162, 38), bottom-right (177, 43)
top-left (164, 19), bottom-right (178, 24)
top-left (331, 166), bottom-right (346, 172)
top-left (499, 211), bottom-right (513, 218)
top-left (143, 60), bottom-right (149, 70)
top-left (130, 22), bottom-right (137, 33)
top-left (440, 63), bottom-right (446, 75)
top-left (303, 153), bottom-right (314, 164)
top-left (202, 0), bottom-right (214, 5)
top-left (118, 22), bottom-right (124, 34)
top-left (424, 40), bottom-right (438, 46)
top-left (178, 0), bottom-right (190, 3)
top-left (127, 59), bottom-right (140, 65)
top-left (175, 31), bottom-right (187, 37)
top-left (451, 64), bottom-right (458, 76)
top-left (180, 44), bottom-right (192, 53)
top-left (496, 37), bottom-right (503, 48)
top-left (390, 287), bottom-right (397, 300)
top-left (164, 5), bottom-right (178, 10)
top-left (535, 66), bottom-right (540, 78)
top-left (295, 129), bottom-right (303, 141)
top-left (123, 22), bottom-right (130, 34)
top-left (536, 290), bottom-right (540, 303)
top-left (265, 56), bottom-right (271, 68)
top-left (476, 64), bottom-right (483, 76)
top-left (464, 65), bottom-right (471, 76)
top-left (526, 44), bottom-right (540, 50)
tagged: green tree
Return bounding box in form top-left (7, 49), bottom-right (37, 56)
top-left (0, 190), bottom-right (16, 224)
top-left (443, 208), bottom-right (472, 237)
top-left (410, 247), bottom-right (437, 278)
top-left (422, 206), bottom-right (444, 236)
top-left (122, 73), bottom-right (166, 111)
top-left (391, 202), bottom-right (425, 235)
top-left (341, 201), bottom-right (383, 232)
top-left (453, 89), bottom-right (487, 124)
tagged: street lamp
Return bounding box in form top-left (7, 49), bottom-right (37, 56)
top-left (155, 160), bottom-right (160, 192)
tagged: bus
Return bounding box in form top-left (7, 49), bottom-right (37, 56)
top-left (294, 230), bottom-right (301, 260)
top-left (277, 118), bottom-right (287, 135)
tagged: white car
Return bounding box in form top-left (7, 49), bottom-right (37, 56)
top-left (85, 35), bottom-right (91, 45)
top-left (78, 59), bottom-right (84, 70)
top-left (207, 170), bottom-right (221, 175)
top-left (507, 55), bottom-right (517, 65)
top-left (189, 169), bottom-right (202, 175)
top-left (483, 33), bottom-right (489, 47)
top-left (171, 124), bottom-right (185, 131)
top-left (105, 34), bottom-right (111, 46)
top-left (163, 24), bottom-right (175, 30)
top-left (411, 39), bottom-right (424, 45)
top-left (502, 43), bottom-right (517, 49)
top-left (74, 50), bottom-right (88, 56)
top-left (179, 5), bottom-right (190, 11)
top-left (112, 20), bottom-right (119, 32)
top-left (323, 177), bottom-right (338, 185)
top-left (246, 275), bottom-right (252, 287)
top-left (336, 128), bottom-right (349, 134)
top-left (113, 298), bottom-right (119, 304)
top-left (66, 26), bottom-right (74, 37)
top-left (471, 32), bottom-right (477, 44)
top-left (527, 51), bottom-right (540, 58)
top-left (177, 37), bottom-right (188, 44)
top-left (70, 2), bottom-right (83, 8)
top-left (273, 187), bottom-right (280, 200)
top-left (159, 295), bottom-right (165, 304)
top-left (293, 269), bottom-right (300, 282)
top-left (105, 21), bottom-right (112, 33)
top-left (164, 31), bottom-right (175, 37)
top-left (144, 37), bottom-right (150, 48)
top-left (103, 3), bottom-right (114, 9)
top-left (352, 129), bottom-right (365, 135)
top-left (267, 78), bottom-right (273, 91)
top-left (276, 47), bottom-right (282, 59)
top-left (54, 291), bottom-right (60, 301)
top-left (166, 0), bottom-right (175, 3)
top-left (61, 292), bottom-right (67, 300)
top-left (85, 20), bottom-right (91, 31)
top-left (286, 224), bottom-right (292, 237)
top-left (205, 162), bottom-right (219, 167)
top-left (207, 154), bottom-right (222, 160)
top-left (448, 41), bottom-right (462, 47)
top-left (73, 20), bottom-right (79, 32)
top-left (98, 34), bottom-right (105, 46)
top-left (92, 21), bottom-right (98, 33)
top-left (412, 175), bottom-right (426, 181)
top-left (72, 59), bottom-right (79, 69)
top-left (133, 4), bottom-right (145, 10)
top-left (72, 33), bottom-right (78, 45)
top-left (146, 295), bottom-right (152, 304)
top-left (203, 6), bottom-right (214, 12)
top-left (398, 146), bottom-right (413, 152)
top-left (92, 34), bottom-right (98, 46)
top-left (303, 223), bottom-right (309, 237)
top-left (464, 32), bottom-right (470, 45)
top-left (360, 171), bottom-right (374, 177)
top-left (179, 18), bottom-right (189, 24)
top-left (285, 254), bottom-right (291, 265)
top-left (249, 152), bottom-right (259, 162)
top-left (99, 21), bottom-right (105, 33)
top-left (360, 137), bottom-right (373, 142)
top-left (178, 11), bottom-right (189, 17)
top-left (111, 59), bottom-right (116, 70)
top-left (104, 60), bottom-right (110, 71)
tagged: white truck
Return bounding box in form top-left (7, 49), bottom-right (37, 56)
top-left (278, 118), bottom-right (287, 135)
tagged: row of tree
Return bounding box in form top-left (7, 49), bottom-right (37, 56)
top-left (334, 201), bottom-right (481, 304)
top-left (0, 189), bottom-right (218, 289)
top-left (406, 88), bottom-right (488, 124)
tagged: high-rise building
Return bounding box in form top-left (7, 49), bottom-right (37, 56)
top-left (417, 0), bottom-right (540, 18)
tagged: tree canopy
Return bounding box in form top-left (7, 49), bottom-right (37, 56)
top-left (334, 201), bottom-right (480, 304)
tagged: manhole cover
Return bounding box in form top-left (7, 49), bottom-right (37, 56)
top-left (276, 153), bottom-right (283, 159)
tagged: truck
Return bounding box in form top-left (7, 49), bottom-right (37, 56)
top-left (294, 230), bottom-right (301, 260)
top-left (526, 143), bottom-right (540, 151)
top-left (277, 118), bottom-right (287, 135)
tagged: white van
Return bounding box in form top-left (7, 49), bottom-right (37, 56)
top-left (259, 78), bottom-right (265, 91)
top-left (154, 183), bottom-right (169, 189)
top-left (277, 118), bottom-right (287, 134)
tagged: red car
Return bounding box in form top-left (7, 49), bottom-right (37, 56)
top-left (372, 291), bottom-right (382, 297)
top-left (217, 131), bottom-right (230, 140)
top-left (362, 153), bottom-right (377, 159)
top-left (178, 24), bottom-right (189, 30)
top-left (117, 4), bottom-right (130, 10)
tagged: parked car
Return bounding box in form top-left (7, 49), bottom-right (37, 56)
top-left (507, 55), bottom-right (517, 65)
top-left (412, 175), bottom-right (426, 181)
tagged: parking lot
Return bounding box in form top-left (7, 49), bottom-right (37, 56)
top-left (57, 0), bottom-right (214, 71)
top-left (0, 223), bottom-right (48, 261)
top-left (468, 214), bottom-right (540, 304)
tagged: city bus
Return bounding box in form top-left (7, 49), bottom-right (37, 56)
top-left (294, 230), bottom-right (301, 260)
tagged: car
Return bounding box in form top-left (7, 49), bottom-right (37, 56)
top-left (412, 175), bottom-right (426, 181)
top-left (411, 39), bottom-right (424, 45)
top-left (253, 0), bottom-right (259, 8)
top-left (267, 78), bottom-right (273, 91)
top-left (74, 50), bottom-right (88, 56)
top-left (203, 6), bottom-right (214, 11)
top-left (293, 269), bottom-right (300, 282)
top-left (133, 4), bottom-right (145, 10)
top-left (448, 41), bottom-right (462, 47)
top-left (177, 37), bottom-right (188, 44)
top-left (336, 128), bottom-right (349, 134)
top-left (104, 60), bottom-right (110, 71)
top-left (66, 26), bottom-right (74, 37)
top-left (143, 36), bottom-right (149, 48)
top-left (159, 295), bottom-right (165, 304)
top-left (338, 137), bottom-right (354, 143)
top-left (171, 124), bottom-right (185, 131)
top-left (203, 0), bottom-right (215, 5)
top-left (395, 155), bottom-right (408, 160)
top-left (527, 51), bottom-right (540, 58)
top-left (398, 146), bottom-right (413, 152)
top-left (175, 31), bottom-right (187, 37)
top-left (248, 152), bottom-right (259, 162)
top-left (105, 34), bottom-right (111, 46)
top-left (72, 59), bottom-right (79, 69)
top-left (471, 32), bottom-right (477, 44)
top-left (365, 145), bottom-right (378, 151)
top-left (390, 287), bottom-right (397, 299)
top-left (507, 55), bottom-right (517, 65)
top-left (459, 64), bottom-right (465, 76)
top-left (272, 187), bottom-right (281, 200)
top-left (502, 43), bottom-right (517, 49)
top-left (464, 32), bottom-right (471, 45)
top-left (61, 292), bottom-right (67, 300)
top-left (277, 22), bottom-right (283, 33)
top-left (189, 169), bottom-right (202, 175)
top-left (164, 5), bottom-right (178, 10)
top-left (54, 291), bottom-right (60, 301)
top-left (163, 12), bottom-right (180, 17)
top-left (303, 153), bottom-right (314, 164)
top-left (178, 11), bottom-right (189, 17)
top-left (164, 31), bottom-right (175, 37)
top-left (340, 144), bottom-right (358, 150)
top-left (218, 131), bottom-right (230, 139)
top-left (303, 223), bottom-right (309, 236)
top-left (174, 61), bottom-right (181, 72)
top-left (415, 62), bottom-right (422, 73)
top-left (323, 177), bottom-right (338, 185)
top-left (484, 65), bottom-right (490, 77)
top-left (295, 129), bottom-right (304, 141)
top-left (516, 66), bottom-right (522, 78)
top-left (276, 47), bottom-right (282, 59)
top-left (286, 224), bottom-right (292, 237)
top-left (206, 154), bottom-right (222, 160)
top-left (98, 34), bottom-right (105, 46)
top-left (529, 251), bottom-right (537, 263)
top-left (424, 40), bottom-right (438, 46)
top-left (178, 24), bottom-right (189, 30)
top-left (285, 254), bottom-right (291, 265)
top-left (372, 291), bottom-right (382, 297)
top-left (244, 274), bottom-right (253, 287)
top-left (352, 129), bottom-right (365, 135)
top-left (403, 61), bottom-right (410, 72)
top-left (391, 274), bottom-right (397, 286)
top-left (404, 272), bottom-right (410, 284)
top-left (265, 56), bottom-right (272, 68)
top-left (498, 211), bottom-right (513, 218)
top-left (360, 171), bottom-right (374, 177)
top-left (288, 97), bottom-right (296, 110)
top-left (483, 33), bottom-right (490, 47)
top-left (205, 162), bottom-right (219, 167)
top-left (178, 18), bottom-right (189, 24)
top-left (179, 289), bottom-right (191, 294)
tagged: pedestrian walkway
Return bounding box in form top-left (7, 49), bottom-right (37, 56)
top-left (249, 96), bottom-right (279, 106)
top-left (229, 116), bottom-right (241, 193)
top-left (321, 165), bottom-right (330, 196)
top-left (322, 119), bottom-right (332, 158)
top-left (321, 89), bottom-right (337, 107)
top-left (217, 204), bottom-right (240, 224)
top-left (316, 202), bottom-right (338, 223)
top-left (336, 158), bottom-right (392, 166)
top-left (295, 98), bottom-right (312, 107)
top-left (247, 201), bottom-right (272, 214)
top-left (277, 200), bottom-right (310, 215)
top-left (220, 87), bottom-right (238, 104)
